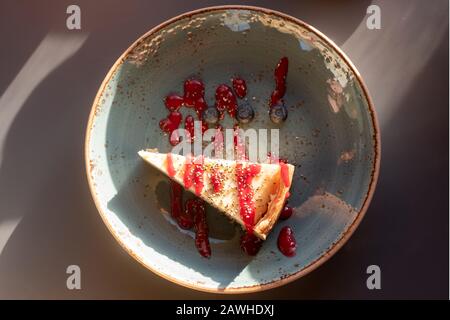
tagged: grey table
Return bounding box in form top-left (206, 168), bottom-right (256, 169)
top-left (0, 0), bottom-right (448, 299)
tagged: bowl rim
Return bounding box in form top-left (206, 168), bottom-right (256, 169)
top-left (84, 5), bottom-right (381, 294)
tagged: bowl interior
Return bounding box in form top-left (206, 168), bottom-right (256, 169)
top-left (86, 7), bottom-right (378, 292)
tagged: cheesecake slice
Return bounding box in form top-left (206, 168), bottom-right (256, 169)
top-left (138, 149), bottom-right (294, 240)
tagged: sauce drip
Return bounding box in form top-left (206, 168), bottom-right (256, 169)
top-left (270, 57), bottom-right (288, 106)
top-left (169, 181), bottom-right (194, 230)
top-left (166, 153), bottom-right (176, 178)
top-left (183, 79), bottom-right (207, 119)
top-left (210, 168), bottom-right (223, 193)
top-left (183, 155), bottom-right (195, 189)
top-left (165, 94), bottom-right (184, 111)
top-left (183, 79), bottom-right (204, 106)
top-left (215, 84), bottom-right (238, 118)
top-left (159, 111), bottom-right (182, 146)
top-left (183, 155), bottom-right (204, 195)
top-left (232, 77), bottom-right (247, 99)
top-left (279, 203), bottom-right (293, 220)
top-left (240, 232), bottom-right (263, 256)
top-left (193, 156), bottom-right (204, 195)
top-left (277, 226), bottom-right (297, 257)
top-left (235, 162), bottom-right (261, 232)
top-left (279, 161), bottom-right (291, 187)
top-left (160, 79), bottom-right (207, 145)
top-left (192, 199), bottom-right (211, 258)
top-left (169, 181), bottom-right (182, 221)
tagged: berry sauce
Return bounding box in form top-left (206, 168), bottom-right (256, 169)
top-left (159, 111), bottom-right (182, 146)
top-left (194, 97), bottom-right (208, 119)
top-left (215, 84), bottom-right (238, 118)
top-left (183, 79), bottom-right (204, 108)
top-left (192, 199), bottom-right (211, 258)
top-left (232, 77), bottom-right (247, 99)
top-left (240, 232), bottom-right (263, 256)
top-left (279, 161), bottom-right (291, 188)
top-left (183, 79), bottom-right (207, 119)
top-left (166, 153), bottom-right (176, 178)
top-left (177, 198), bottom-right (194, 230)
top-left (185, 115), bottom-right (207, 142)
top-left (193, 156), bottom-right (204, 196)
top-left (278, 226), bottom-right (297, 257)
top-left (165, 94), bottom-right (184, 112)
top-left (183, 155), bottom-right (195, 189)
top-left (210, 168), bottom-right (223, 193)
top-left (183, 155), bottom-right (204, 196)
top-left (279, 203), bottom-right (293, 220)
top-left (184, 115), bottom-right (195, 142)
top-left (235, 162), bottom-right (261, 232)
top-left (270, 57), bottom-right (288, 107)
top-left (160, 79), bottom-right (207, 145)
top-left (169, 174), bottom-right (194, 229)
top-left (169, 181), bottom-right (183, 221)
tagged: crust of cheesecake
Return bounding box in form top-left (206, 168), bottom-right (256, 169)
top-left (138, 149), bottom-right (294, 240)
top-left (253, 165), bottom-right (294, 240)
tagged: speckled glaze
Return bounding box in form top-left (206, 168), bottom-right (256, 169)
top-left (85, 6), bottom-right (380, 293)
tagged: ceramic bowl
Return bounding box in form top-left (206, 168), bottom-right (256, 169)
top-left (85, 5), bottom-right (380, 293)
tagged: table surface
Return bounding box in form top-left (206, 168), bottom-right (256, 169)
top-left (0, 0), bottom-right (448, 299)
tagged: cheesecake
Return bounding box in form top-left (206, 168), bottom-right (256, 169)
top-left (138, 149), bottom-right (294, 240)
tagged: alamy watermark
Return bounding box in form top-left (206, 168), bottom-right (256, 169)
top-left (366, 5), bottom-right (381, 30)
top-left (66, 265), bottom-right (81, 290)
top-left (366, 265), bottom-right (381, 290)
top-left (170, 121), bottom-right (280, 163)
top-left (66, 5), bottom-right (81, 30)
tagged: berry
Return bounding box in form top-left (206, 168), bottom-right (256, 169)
top-left (236, 101), bottom-right (255, 124)
top-left (269, 102), bottom-right (288, 124)
top-left (202, 106), bottom-right (219, 124)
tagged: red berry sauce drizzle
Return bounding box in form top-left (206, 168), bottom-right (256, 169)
top-left (193, 156), bottom-right (205, 196)
top-left (215, 84), bottom-right (238, 119)
top-left (270, 57), bottom-right (288, 107)
top-left (183, 154), bottom-right (205, 196)
top-left (166, 153), bottom-right (210, 257)
top-left (236, 162), bottom-right (263, 255)
top-left (160, 79), bottom-right (208, 145)
top-left (169, 181), bottom-right (194, 230)
top-left (192, 199), bottom-right (211, 258)
top-left (159, 111), bottom-right (182, 146)
top-left (232, 77), bottom-right (247, 99)
top-left (166, 153), bottom-right (176, 178)
top-left (279, 161), bottom-right (291, 188)
top-left (160, 61), bottom-right (297, 258)
top-left (183, 79), bottom-right (207, 117)
top-left (210, 168), bottom-right (223, 193)
top-left (185, 198), bottom-right (211, 258)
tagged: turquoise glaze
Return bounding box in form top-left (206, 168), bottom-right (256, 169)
top-left (85, 6), bottom-right (380, 293)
